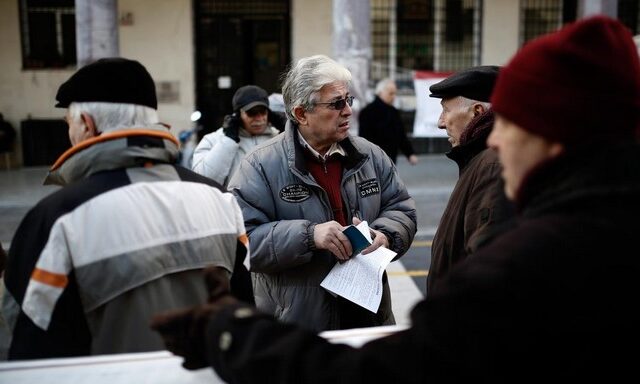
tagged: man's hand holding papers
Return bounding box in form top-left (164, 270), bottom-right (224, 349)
top-left (320, 219), bottom-right (397, 313)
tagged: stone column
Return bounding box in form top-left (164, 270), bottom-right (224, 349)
top-left (333, 0), bottom-right (371, 135)
top-left (76, 0), bottom-right (119, 67)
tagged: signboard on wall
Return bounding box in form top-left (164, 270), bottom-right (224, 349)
top-left (412, 71), bottom-right (453, 137)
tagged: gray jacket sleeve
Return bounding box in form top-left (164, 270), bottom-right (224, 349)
top-left (229, 159), bottom-right (315, 274)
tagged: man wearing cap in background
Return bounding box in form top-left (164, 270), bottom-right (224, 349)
top-left (1, 58), bottom-right (253, 360)
top-left (150, 17), bottom-right (640, 382)
top-left (426, 65), bottom-right (515, 294)
top-left (192, 85), bottom-right (281, 187)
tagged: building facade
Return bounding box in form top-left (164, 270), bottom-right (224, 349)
top-left (1, 0), bottom-right (638, 166)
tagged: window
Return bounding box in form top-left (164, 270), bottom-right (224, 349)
top-left (19, 0), bottom-right (76, 69)
top-left (370, 0), bottom-right (482, 85)
top-left (520, 0), bottom-right (576, 45)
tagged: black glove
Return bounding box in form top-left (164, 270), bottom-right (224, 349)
top-left (222, 114), bottom-right (241, 143)
top-left (150, 266), bottom-right (238, 370)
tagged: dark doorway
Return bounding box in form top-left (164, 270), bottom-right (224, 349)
top-left (194, 1), bottom-right (290, 137)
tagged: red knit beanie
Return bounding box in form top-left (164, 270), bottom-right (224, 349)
top-left (491, 16), bottom-right (640, 145)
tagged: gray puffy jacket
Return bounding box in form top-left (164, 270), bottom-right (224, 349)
top-left (228, 121), bottom-right (417, 331)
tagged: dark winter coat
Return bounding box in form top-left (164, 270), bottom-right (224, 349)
top-left (358, 96), bottom-right (415, 163)
top-left (427, 110), bottom-right (515, 293)
top-left (202, 140), bottom-right (640, 383)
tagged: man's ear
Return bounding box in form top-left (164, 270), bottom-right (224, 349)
top-left (293, 106), bottom-right (307, 126)
top-left (80, 112), bottom-right (99, 137)
top-left (472, 103), bottom-right (486, 117)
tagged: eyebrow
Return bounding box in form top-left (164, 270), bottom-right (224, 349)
top-left (328, 93), bottom-right (349, 101)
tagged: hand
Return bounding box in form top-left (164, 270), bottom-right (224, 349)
top-left (222, 114), bottom-right (241, 143)
top-left (352, 217), bottom-right (389, 254)
top-left (408, 154), bottom-right (419, 166)
top-left (150, 266), bottom-right (238, 370)
top-left (204, 266), bottom-right (231, 302)
top-left (313, 221), bottom-right (353, 262)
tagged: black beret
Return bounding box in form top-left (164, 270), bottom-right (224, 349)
top-left (232, 85), bottom-right (269, 112)
top-left (429, 65), bottom-right (500, 102)
top-left (55, 57), bottom-right (157, 109)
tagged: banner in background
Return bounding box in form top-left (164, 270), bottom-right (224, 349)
top-left (412, 71), bottom-right (452, 137)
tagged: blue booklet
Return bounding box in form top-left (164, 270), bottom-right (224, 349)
top-left (342, 225), bottom-right (372, 257)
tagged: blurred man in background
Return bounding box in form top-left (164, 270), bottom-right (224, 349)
top-left (359, 78), bottom-right (418, 165)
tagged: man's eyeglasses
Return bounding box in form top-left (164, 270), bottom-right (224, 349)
top-left (315, 96), bottom-right (354, 111)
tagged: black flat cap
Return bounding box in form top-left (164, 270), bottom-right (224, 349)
top-left (232, 85), bottom-right (269, 112)
top-left (55, 57), bottom-right (157, 109)
top-left (429, 65), bottom-right (500, 102)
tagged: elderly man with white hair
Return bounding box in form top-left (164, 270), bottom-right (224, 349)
top-left (2, 58), bottom-right (252, 360)
top-left (222, 55), bottom-right (416, 332)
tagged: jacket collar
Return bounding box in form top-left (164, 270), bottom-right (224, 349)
top-left (45, 125), bottom-right (179, 186)
top-left (516, 141), bottom-right (640, 215)
top-left (284, 120), bottom-right (365, 174)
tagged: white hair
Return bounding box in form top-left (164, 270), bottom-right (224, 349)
top-left (281, 55), bottom-right (352, 123)
top-left (459, 96), bottom-right (491, 111)
top-left (68, 102), bottom-right (159, 133)
top-left (375, 78), bottom-right (395, 95)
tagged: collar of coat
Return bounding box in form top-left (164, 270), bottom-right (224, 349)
top-left (517, 140), bottom-right (640, 214)
top-left (283, 120), bottom-right (365, 175)
top-left (44, 125), bottom-right (179, 186)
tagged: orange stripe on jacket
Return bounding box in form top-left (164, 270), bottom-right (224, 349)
top-left (238, 233), bottom-right (249, 248)
top-left (31, 268), bottom-right (69, 288)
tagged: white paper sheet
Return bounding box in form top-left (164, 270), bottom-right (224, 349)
top-left (0, 327), bottom-right (408, 383)
top-left (321, 222), bottom-right (397, 313)
top-left (0, 351), bottom-right (222, 384)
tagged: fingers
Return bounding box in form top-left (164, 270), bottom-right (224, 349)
top-left (150, 307), bottom-right (196, 357)
top-left (352, 216), bottom-right (361, 226)
top-left (150, 307), bottom-right (193, 333)
top-left (203, 266), bottom-right (231, 301)
top-left (361, 229), bottom-right (388, 255)
top-left (331, 233), bottom-right (352, 261)
top-left (314, 221), bottom-right (353, 261)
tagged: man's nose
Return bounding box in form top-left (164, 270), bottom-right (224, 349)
top-left (341, 102), bottom-right (353, 116)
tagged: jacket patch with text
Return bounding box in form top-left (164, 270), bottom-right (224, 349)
top-left (358, 179), bottom-right (380, 198)
top-left (280, 184), bottom-right (311, 202)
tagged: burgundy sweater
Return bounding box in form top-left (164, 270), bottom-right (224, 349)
top-left (306, 153), bottom-right (346, 225)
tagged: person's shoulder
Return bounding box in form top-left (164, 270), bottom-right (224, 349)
top-left (23, 170), bottom-right (129, 228)
top-left (348, 136), bottom-right (392, 163)
top-left (472, 147), bottom-right (502, 170)
top-left (173, 166), bottom-right (226, 190)
top-left (349, 134), bottom-right (375, 149)
top-left (243, 132), bottom-right (286, 161)
top-left (195, 127), bottom-right (225, 147)
top-left (265, 126), bottom-right (281, 138)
